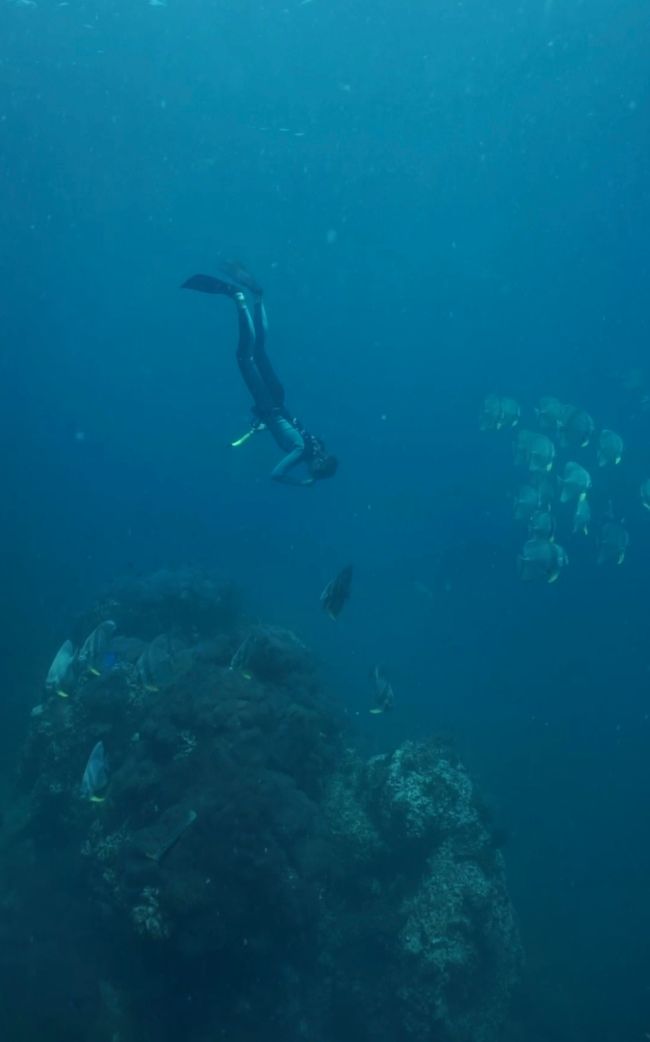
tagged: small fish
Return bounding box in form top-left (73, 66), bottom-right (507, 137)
top-left (499, 397), bottom-right (521, 428)
top-left (517, 539), bottom-right (568, 583)
top-left (45, 639), bottom-right (77, 696)
top-left (228, 633), bottom-right (255, 675)
top-left (514, 430), bottom-right (537, 467)
top-left (513, 485), bottom-right (540, 522)
top-left (320, 565), bottom-right (353, 620)
top-left (479, 394), bottom-right (520, 431)
top-left (136, 633), bottom-right (188, 690)
top-left (78, 620), bottom-right (117, 674)
top-left (536, 396), bottom-right (565, 432)
top-left (528, 434), bottom-right (555, 474)
top-left (369, 664), bottom-right (394, 715)
top-left (479, 394), bottom-right (503, 431)
top-left (80, 741), bottom-right (109, 802)
top-left (559, 462), bottom-right (592, 504)
top-left (597, 521), bottom-right (629, 565)
top-left (514, 430), bottom-right (555, 472)
top-left (533, 473), bottom-right (557, 509)
top-left (640, 478), bottom-right (650, 511)
top-left (528, 510), bottom-right (555, 541)
top-left (572, 497), bottom-right (591, 535)
top-left (561, 407), bottom-right (595, 448)
top-left (597, 429), bottom-right (623, 467)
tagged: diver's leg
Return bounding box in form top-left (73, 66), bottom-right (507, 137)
top-left (252, 297), bottom-right (268, 349)
top-left (234, 294), bottom-right (275, 415)
top-left (251, 300), bottom-right (286, 407)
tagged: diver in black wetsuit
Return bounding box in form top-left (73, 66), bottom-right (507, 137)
top-left (182, 267), bottom-right (338, 486)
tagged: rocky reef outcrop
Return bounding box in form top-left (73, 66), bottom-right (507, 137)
top-left (0, 571), bottom-right (522, 1042)
top-left (320, 742), bottom-right (522, 1042)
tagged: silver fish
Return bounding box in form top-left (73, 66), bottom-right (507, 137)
top-left (514, 485), bottom-right (540, 522)
top-left (561, 407), bottom-right (595, 448)
top-left (572, 497), bottom-right (591, 535)
top-left (369, 664), bottom-right (395, 715)
top-left (528, 510), bottom-right (555, 541)
top-left (536, 396), bottom-right (565, 432)
top-left (559, 462), bottom-right (592, 504)
top-left (45, 639), bottom-right (76, 696)
top-left (480, 394), bottom-right (505, 431)
top-left (499, 397), bottom-right (521, 429)
top-left (228, 632), bottom-right (256, 675)
top-left (78, 620), bottom-right (117, 674)
top-left (597, 429), bottom-right (623, 467)
top-left (518, 539), bottom-right (568, 583)
top-left (597, 522), bottom-right (629, 565)
top-left (514, 429), bottom-right (537, 467)
top-left (528, 434), bottom-right (555, 474)
top-left (320, 565), bottom-right (353, 620)
top-left (81, 741), bottom-right (109, 802)
top-left (136, 633), bottom-right (190, 690)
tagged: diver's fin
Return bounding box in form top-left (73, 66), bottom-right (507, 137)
top-left (182, 264), bottom-right (263, 297)
top-left (231, 423), bottom-right (266, 448)
top-left (216, 259), bottom-right (263, 296)
top-left (231, 429), bottom-right (256, 448)
top-left (181, 273), bottom-right (239, 296)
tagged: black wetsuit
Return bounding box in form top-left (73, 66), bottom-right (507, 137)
top-left (234, 295), bottom-right (312, 485)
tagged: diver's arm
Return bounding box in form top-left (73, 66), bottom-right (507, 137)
top-left (271, 449), bottom-right (313, 486)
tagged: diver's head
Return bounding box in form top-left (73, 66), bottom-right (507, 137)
top-left (310, 453), bottom-right (338, 481)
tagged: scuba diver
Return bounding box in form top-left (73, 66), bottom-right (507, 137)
top-left (182, 263), bottom-right (338, 487)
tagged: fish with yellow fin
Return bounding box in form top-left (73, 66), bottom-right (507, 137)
top-left (79, 620), bottom-right (117, 676)
top-left (320, 565), bottom-right (353, 620)
top-left (45, 639), bottom-right (77, 699)
top-left (369, 664), bottom-right (394, 715)
top-left (81, 741), bottom-right (109, 803)
top-left (597, 429), bottom-right (623, 467)
top-left (597, 521), bottom-right (629, 565)
top-left (517, 539), bottom-right (568, 583)
top-left (229, 633), bottom-right (255, 678)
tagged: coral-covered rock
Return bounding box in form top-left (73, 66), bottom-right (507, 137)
top-left (320, 741), bottom-right (523, 1042)
top-left (0, 573), bottom-right (521, 1042)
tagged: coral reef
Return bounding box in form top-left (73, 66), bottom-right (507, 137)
top-left (0, 572), bottom-right (522, 1042)
top-left (320, 742), bottom-right (522, 1042)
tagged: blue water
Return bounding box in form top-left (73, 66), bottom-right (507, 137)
top-left (1, 0), bottom-right (649, 1038)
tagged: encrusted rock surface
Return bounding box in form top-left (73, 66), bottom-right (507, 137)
top-left (0, 573), bottom-right (522, 1042)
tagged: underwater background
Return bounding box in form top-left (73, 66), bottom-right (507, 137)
top-left (1, 0), bottom-right (649, 1039)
